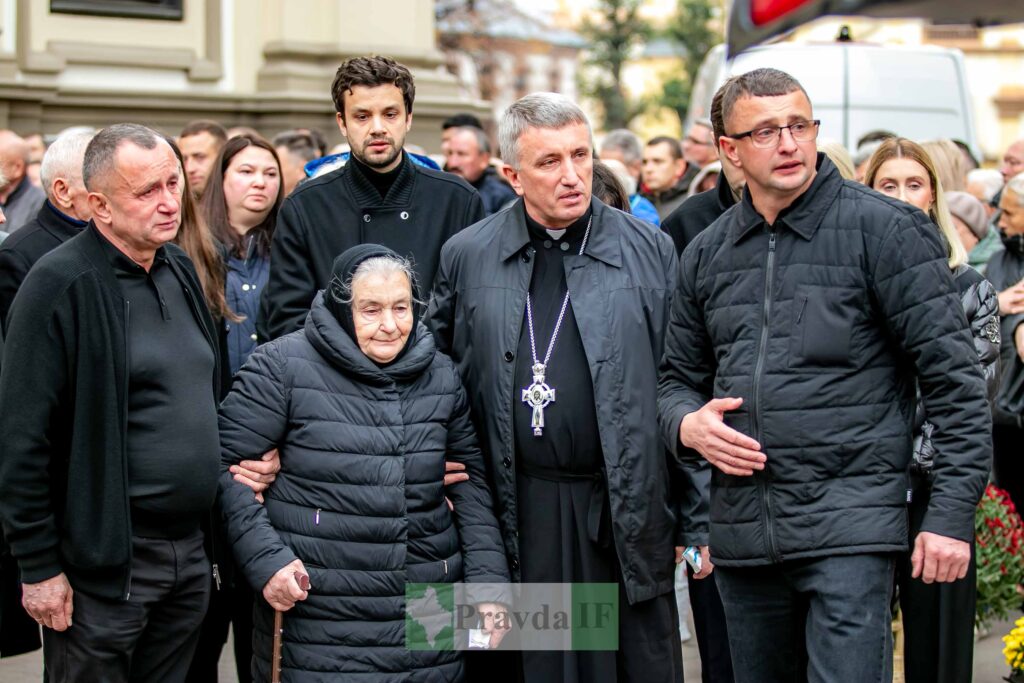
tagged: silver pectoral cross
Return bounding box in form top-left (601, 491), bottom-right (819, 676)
top-left (521, 362), bottom-right (556, 437)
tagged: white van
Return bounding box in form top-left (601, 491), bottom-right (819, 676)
top-left (686, 42), bottom-right (979, 160)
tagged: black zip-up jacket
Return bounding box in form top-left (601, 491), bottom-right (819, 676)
top-left (658, 156), bottom-right (991, 566)
top-left (260, 152), bottom-right (484, 340)
top-left (428, 197), bottom-right (679, 604)
top-left (0, 224), bottom-right (221, 599)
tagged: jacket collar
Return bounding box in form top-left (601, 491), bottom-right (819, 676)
top-left (345, 151), bottom-right (416, 208)
top-left (39, 200), bottom-right (87, 241)
top-left (731, 153), bottom-right (840, 244)
top-left (715, 173), bottom-right (738, 213)
top-left (498, 196), bottom-right (622, 268)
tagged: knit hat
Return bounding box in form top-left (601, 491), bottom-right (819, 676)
top-left (945, 191), bottom-right (988, 241)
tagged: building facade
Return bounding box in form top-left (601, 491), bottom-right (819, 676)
top-left (0, 0), bottom-right (489, 149)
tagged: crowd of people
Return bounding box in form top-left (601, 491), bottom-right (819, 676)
top-left (0, 52), bottom-right (1020, 683)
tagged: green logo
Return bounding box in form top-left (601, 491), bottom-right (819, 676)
top-left (405, 583), bottom-right (455, 650)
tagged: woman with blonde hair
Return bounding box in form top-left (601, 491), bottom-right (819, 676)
top-left (865, 137), bottom-right (999, 683)
top-left (920, 138), bottom-right (967, 192)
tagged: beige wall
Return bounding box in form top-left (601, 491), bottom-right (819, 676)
top-left (0, 0), bottom-right (488, 144)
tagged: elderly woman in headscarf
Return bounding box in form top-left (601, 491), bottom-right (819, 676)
top-left (217, 244), bottom-right (509, 682)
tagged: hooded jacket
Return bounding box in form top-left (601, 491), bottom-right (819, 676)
top-left (658, 155), bottom-right (991, 566)
top-left (218, 296), bottom-right (508, 682)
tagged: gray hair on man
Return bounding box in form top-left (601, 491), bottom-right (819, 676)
top-left (720, 68), bottom-right (809, 133)
top-left (600, 129), bottom-right (643, 166)
top-left (83, 123), bottom-right (166, 192)
top-left (967, 168), bottom-right (1004, 204)
top-left (1007, 172), bottom-right (1024, 205)
top-left (454, 126), bottom-right (492, 156)
top-left (40, 131), bottom-right (94, 202)
top-left (498, 92), bottom-right (592, 170)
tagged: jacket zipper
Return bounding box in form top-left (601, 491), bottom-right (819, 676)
top-left (122, 300), bottom-right (133, 600)
top-left (751, 229), bottom-right (782, 564)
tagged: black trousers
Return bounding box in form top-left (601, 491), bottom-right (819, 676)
top-left (185, 579), bottom-right (254, 683)
top-left (993, 423), bottom-right (1024, 514)
top-left (898, 479), bottom-right (976, 683)
top-left (687, 567), bottom-right (735, 683)
top-left (43, 531), bottom-right (210, 683)
top-left (716, 554), bottom-right (895, 683)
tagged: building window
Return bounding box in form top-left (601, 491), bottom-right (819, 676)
top-left (923, 23), bottom-right (980, 43)
top-left (51, 0), bottom-right (184, 21)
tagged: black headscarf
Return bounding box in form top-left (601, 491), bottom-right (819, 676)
top-left (325, 244), bottom-right (420, 366)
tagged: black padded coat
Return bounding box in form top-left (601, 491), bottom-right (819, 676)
top-left (912, 265), bottom-right (1001, 477)
top-left (218, 295), bottom-right (508, 682)
top-left (658, 156), bottom-right (991, 567)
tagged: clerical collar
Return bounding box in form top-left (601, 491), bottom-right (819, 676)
top-left (350, 152), bottom-right (404, 201)
top-left (523, 205), bottom-right (592, 246)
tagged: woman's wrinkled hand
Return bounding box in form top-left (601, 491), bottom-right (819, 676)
top-left (263, 559), bottom-right (310, 611)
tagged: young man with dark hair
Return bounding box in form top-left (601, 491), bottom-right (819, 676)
top-left (261, 55), bottom-right (484, 340)
top-left (178, 119), bottom-right (228, 199)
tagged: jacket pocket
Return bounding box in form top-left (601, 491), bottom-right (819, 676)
top-left (790, 284), bottom-right (860, 368)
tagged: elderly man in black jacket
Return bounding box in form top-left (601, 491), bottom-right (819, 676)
top-left (428, 92), bottom-right (686, 682)
top-left (0, 124), bottom-right (223, 683)
top-left (0, 129), bottom-right (93, 333)
top-left (658, 68), bottom-right (990, 682)
top-left (261, 55), bottom-right (484, 340)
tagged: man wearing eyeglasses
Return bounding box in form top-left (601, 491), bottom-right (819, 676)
top-left (658, 68), bottom-right (990, 682)
top-left (682, 119), bottom-right (717, 169)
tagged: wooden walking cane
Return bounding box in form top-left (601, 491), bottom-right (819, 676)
top-left (271, 571), bottom-right (310, 683)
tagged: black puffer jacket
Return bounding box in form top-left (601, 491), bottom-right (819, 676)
top-left (986, 244), bottom-right (1024, 426)
top-left (218, 296), bottom-right (508, 682)
top-left (658, 156), bottom-right (991, 567)
top-left (912, 265), bottom-right (1000, 477)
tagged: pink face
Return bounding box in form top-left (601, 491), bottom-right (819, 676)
top-left (503, 122), bottom-right (593, 229)
top-left (721, 90), bottom-right (818, 205)
top-left (99, 141), bottom-right (183, 256)
top-left (871, 157), bottom-right (935, 214)
top-left (223, 146), bottom-right (281, 229)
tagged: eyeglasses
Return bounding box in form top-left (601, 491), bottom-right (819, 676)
top-left (727, 120), bottom-right (820, 149)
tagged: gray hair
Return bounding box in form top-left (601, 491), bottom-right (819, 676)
top-left (329, 254), bottom-right (423, 307)
top-left (600, 129), bottom-right (643, 166)
top-left (967, 168), bottom-right (1003, 203)
top-left (720, 68), bottom-right (809, 135)
top-left (452, 126), bottom-right (491, 156)
top-left (498, 92), bottom-right (592, 170)
top-left (83, 123), bottom-right (165, 192)
top-left (1007, 173), bottom-right (1024, 206)
top-left (40, 131), bottom-right (93, 201)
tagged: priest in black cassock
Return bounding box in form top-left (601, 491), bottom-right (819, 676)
top-left (427, 92), bottom-right (694, 682)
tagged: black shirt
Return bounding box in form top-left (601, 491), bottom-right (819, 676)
top-left (513, 206), bottom-right (603, 473)
top-left (350, 153), bottom-right (404, 201)
top-left (99, 234), bottom-right (220, 538)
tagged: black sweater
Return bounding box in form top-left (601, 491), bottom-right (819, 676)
top-left (0, 224), bottom-right (221, 599)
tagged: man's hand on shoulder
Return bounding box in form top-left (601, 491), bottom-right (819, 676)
top-left (679, 397), bottom-right (765, 476)
top-left (22, 572), bottom-right (73, 631)
top-left (911, 531), bottom-right (971, 584)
